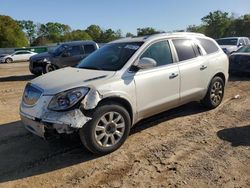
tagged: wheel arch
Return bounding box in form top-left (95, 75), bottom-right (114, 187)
top-left (206, 72), bottom-right (226, 90)
top-left (97, 96), bottom-right (134, 126)
top-left (213, 72), bottom-right (226, 84)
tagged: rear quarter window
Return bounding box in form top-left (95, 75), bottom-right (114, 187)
top-left (198, 38), bottom-right (219, 54)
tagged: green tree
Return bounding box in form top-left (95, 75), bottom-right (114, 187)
top-left (100, 28), bottom-right (122, 42)
top-left (85, 24), bottom-right (102, 42)
top-left (64, 30), bottom-right (92, 41)
top-left (201, 10), bottom-right (231, 38)
top-left (126, 32), bottom-right (135, 37)
top-left (31, 36), bottom-right (52, 46)
top-left (37, 22), bottom-right (71, 43)
top-left (17, 20), bottom-right (36, 44)
top-left (228, 14), bottom-right (250, 36)
top-left (186, 25), bottom-right (206, 33)
top-left (0, 15), bottom-right (28, 47)
top-left (137, 27), bottom-right (158, 36)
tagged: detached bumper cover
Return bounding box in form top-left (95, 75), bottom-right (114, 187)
top-left (20, 114), bottom-right (45, 138)
top-left (20, 108), bottom-right (92, 138)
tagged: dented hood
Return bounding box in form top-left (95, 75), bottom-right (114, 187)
top-left (30, 67), bottom-right (115, 95)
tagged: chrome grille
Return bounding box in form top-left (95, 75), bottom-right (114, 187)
top-left (23, 84), bottom-right (43, 106)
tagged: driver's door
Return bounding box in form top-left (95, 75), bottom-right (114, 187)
top-left (134, 40), bottom-right (180, 119)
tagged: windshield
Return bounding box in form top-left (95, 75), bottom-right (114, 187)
top-left (77, 42), bottom-right (144, 71)
top-left (236, 45), bottom-right (250, 53)
top-left (53, 44), bottom-right (68, 56)
top-left (216, 39), bottom-right (238, 45)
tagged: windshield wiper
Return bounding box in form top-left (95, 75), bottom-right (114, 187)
top-left (79, 66), bottom-right (104, 70)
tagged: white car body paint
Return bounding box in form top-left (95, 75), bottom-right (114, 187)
top-left (20, 32), bottom-right (229, 138)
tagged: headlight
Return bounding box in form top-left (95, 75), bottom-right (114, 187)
top-left (48, 87), bottom-right (89, 111)
top-left (43, 58), bottom-right (50, 63)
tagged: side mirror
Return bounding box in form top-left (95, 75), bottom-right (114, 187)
top-left (62, 51), bottom-right (70, 57)
top-left (238, 43), bottom-right (243, 47)
top-left (136, 57), bottom-right (157, 69)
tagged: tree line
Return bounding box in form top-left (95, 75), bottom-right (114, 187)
top-left (0, 10), bottom-right (249, 48)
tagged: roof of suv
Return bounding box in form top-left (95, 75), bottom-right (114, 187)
top-left (59, 40), bottom-right (97, 46)
top-left (111, 32), bottom-right (206, 43)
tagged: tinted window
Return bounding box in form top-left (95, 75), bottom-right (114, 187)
top-left (53, 44), bottom-right (68, 56)
top-left (67, 46), bottom-right (82, 56)
top-left (78, 42), bottom-right (143, 71)
top-left (141, 41), bottom-right (173, 67)
top-left (216, 38), bottom-right (238, 45)
top-left (84, 45), bottom-right (96, 54)
top-left (172, 39), bottom-right (196, 61)
top-left (198, 38), bottom-right (219, 54)
top-left (21, 51), bottom-right (30, 54)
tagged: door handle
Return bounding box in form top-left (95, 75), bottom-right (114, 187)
top-left (169, 73), bottom-right (178, 79)
top-left (200, 65), bottom-right (207, 70)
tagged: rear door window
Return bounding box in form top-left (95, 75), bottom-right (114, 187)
top-left (67, 46), bottom-right (82, 56)
top-left (84, 45), bottom-right (96, 54)
top-left (172, 39), bottom-right (197, 61)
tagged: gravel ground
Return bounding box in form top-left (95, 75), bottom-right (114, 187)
top-left (0, 62), bottom-right (249, 188)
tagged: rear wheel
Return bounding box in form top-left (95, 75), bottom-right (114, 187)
top-left (201, 76), bottom-right (225, 109)
top-left (79, 103), bottom-right (131, 155)
top-left (5, 58), bottom-right (13, 63)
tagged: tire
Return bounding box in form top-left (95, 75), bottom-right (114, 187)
top-left (43, 63), bottom-right (56, 74)
top-left (201, 76), bottom-right (225, 109)
top-left (79, 103), bottom-right (131, 155)
top-left (5, 58), bottom-right (13, 63)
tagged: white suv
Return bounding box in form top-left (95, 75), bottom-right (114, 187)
top-left (20, 32), bottom-right (229, 154)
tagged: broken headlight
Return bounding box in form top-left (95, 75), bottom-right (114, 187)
top-left (48, 87), bottom-right (89, 111)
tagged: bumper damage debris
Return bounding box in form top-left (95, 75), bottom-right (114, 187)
top-left (42, 109), bottom-right (91, 129)
top-left (81, 88), bottom-right (102, 110)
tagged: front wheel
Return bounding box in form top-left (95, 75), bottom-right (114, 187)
top-left (43, 63), bottom-right (56, 74)
top-left (201, 76), bottom-right (225, 109)
top-left (5, 58), bottom-right (13, 63)
top-left (79, 103), bottom-right (131, 155)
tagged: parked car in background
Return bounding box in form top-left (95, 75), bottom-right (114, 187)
top-left (20, 32), bottom-right (228, 154)
top-left (229, 45), bottom-right (250, 75)
top-left (0, 54), bottom-right (9, 63)
top-left (29, 40), bottom-right (99, 75)
top-left (216, 37), bottom-right (250, 54)
top-left (0, 50), bottom-right (37, 63)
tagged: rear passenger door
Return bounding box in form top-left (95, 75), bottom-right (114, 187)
top-left (171, 38), bottom-right (207, 104)
top-left (134, 40), bottom-right (180, 119)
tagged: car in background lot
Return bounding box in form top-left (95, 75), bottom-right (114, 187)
top-left (0, 50), bottom-right (37, 63)
top-left (29, 40), bottom-right (99, 75)
top-left (229, 45), bottom-right (250, 75)
top-left (20, 32), bottom-right (228, 154)
top-left (216, 37), bottom-right (250, 54)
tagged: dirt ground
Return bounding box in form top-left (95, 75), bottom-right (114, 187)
top-left (0, 62), bottom-right (249, 188)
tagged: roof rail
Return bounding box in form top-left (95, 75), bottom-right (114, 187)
top-left (146, 32), bottom-right (205, 40)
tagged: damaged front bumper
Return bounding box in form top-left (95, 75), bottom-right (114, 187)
top-left (20, 109), bottom-right (91, 138)
top-left (20, 94), bottom-right (92, 138)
